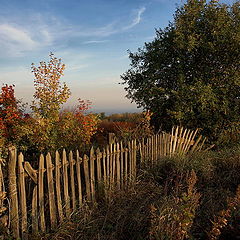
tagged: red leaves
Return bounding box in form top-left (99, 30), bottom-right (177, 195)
top-left (0, 84), bottom-right (22, 138)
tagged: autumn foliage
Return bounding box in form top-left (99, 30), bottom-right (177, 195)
top-left (0, 53), bottom-right (151, 157)
top-left (0, 54), bottom-right (100, 156)
top-left (0, 85), bottom-right (24, 145)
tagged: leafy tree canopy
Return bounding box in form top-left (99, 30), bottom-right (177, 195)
top-left (121, 0), bottom-right (240, 141)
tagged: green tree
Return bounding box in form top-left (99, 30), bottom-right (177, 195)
top-left (121, 0), bottom-right (240, 142)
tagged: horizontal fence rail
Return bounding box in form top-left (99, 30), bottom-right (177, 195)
top-left (0, 126), bottom-right (205, 239)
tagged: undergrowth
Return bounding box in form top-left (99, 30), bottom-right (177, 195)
top-left (28, 144), bottom-right (240, 240)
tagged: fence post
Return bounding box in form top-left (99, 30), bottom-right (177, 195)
top-left (76, 150), bottom-right (83, 206)
top-left (102, 149), bottom-right (107, 190)
top-left (83, 155), bottom-right (91, 201)
top-left (46, 153), bottom-right (57, 229)
top-left (38, 154), bottom-right (46, 232)
top-left (116, 143), bottom-right (120, 190)
top-left (106, 146), bottom-right (110, 192)
top-left (96, 148), bottom-right (102, 191)
top-left (90, 147), bottom-right (96, 202)
top-left (18, 152), bottom-right (27, 236)
top-left (62, 149), bottom-right (70, 217)
top-left (69, 151), bottom-right (76, 211)
top-left (31, 186), bottom-right (38, 232)
top-left (120, 142), bottom-right (124, 189)
top-left (55, 150), bottom-right (64, 222)
top-left (8, 147), bottom-right (19, 239)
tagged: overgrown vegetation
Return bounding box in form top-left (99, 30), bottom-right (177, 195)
top-left (27, 145), bottom-right (240, 240)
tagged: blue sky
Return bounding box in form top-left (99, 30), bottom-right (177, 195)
top-left (0, 0), bottom-right (236, 114)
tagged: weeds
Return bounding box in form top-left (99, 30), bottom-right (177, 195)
top-left (25, 144), bottom-right (240, 240)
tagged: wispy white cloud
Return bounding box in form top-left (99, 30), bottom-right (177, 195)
top-left (83, 40), bottom-right (110, 44)
top-left (0, 22), bottom-right (53, 56)
top-left (0, 6), bottom-right (146, 58)
top-left (122, 7), bottom-right (146, 31)
top-left (64, 6), bottom-right (146, 38)
top-left (0, 24), bottom-right (37, 56)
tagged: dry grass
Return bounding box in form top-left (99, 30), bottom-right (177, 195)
top-left (22, 144), bottom-right (240, 240)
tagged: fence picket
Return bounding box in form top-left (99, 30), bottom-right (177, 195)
top-left (96, 148), bottom-right (102, 190)
top-left (116, 143), bottom-right (120, 190)
top-left (69, 151), bottom-right (76, 211)
top-left (8, 147), bottom-right (19, 238)
top-left (102, 149), bottom-right (107, 189)
top-left (55, 151), bottom-right (64, 222)
top-left (31, 186), bottom-right (38, 232)
top-left (76, 150), bottom-right (83, 206)
top-left (112, 144), bottom-right (116, 186)
top-left (83, 155), bottom-right (91, 201)
top-left (120, 142), bottom-right (124, 188)
top-left (106, 146), bottom-right (110, 191)
top-left (38, 154), bottom-right (46, 232)
top-left (90, 147), bottom-right (96, 202)
top-left (18, 152), bottom-right (27, 235)
top-left (46, 153), bottom-right (57, 229)
top-left (62, 149), bottom-right (70, 217)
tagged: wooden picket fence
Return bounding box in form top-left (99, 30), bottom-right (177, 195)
top-left (0, 126), bottom-right (205, 239)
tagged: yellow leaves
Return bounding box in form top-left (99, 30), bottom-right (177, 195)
top-left (31, 53), bottom-right (71, 121)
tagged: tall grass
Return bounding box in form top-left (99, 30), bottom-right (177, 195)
top-left (27, 144), bottom-right (240, 240)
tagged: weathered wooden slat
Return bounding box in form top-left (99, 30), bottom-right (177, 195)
top-left (18, 152), bottom-right (27, 235)
top-left (55, 151), bottom-right (64, 222)
top-left (106, 146), bottom-right (110, 191)
top-left (96, 148), bottom-right (102, 190)
top-left (76, 150), bottom-right (83, 207)
top-left (197, 137), bottom-right (206, 151)
top-left (159, 133), bottom-right (163, 158)
top-left (116, 143), bottom-right (120, 190)
top-left (128, 142), bottom-right (132, 182)
top-left (172, 126), bottom-right (179, 155)
top-left (176, 127), bottom-right (183, 155)
top-left (133, 140), bottom-right (137, 179)
top-left (178, 128), bottom-right (188, 155)
top-left (149, 137), bottom-right (152, 165)
top-left (190, 135), bottom-right (202, 153)
top-left (156, 135), bottom-right (158, 162)
top-left (182, 130), bottom-right (194, 154)
top-left (62, 149), bottom-right (70, 217)
top-left (154, 135), bottom-right (157, 163)
top-left (186, 129), bottom-right (198, 153)
top-left (169, 127), bottom-right (174, 157)
top-left (120, 142), bottom-right (124, 189)
top-left (69, 151), bottom-right (76, 211)
top-left (181, 129), bottom-right (191, 155)
top-left (83, 155), bottom-right (91, 201)
top-left (90, 147), bottom-right (96, 202)
top-left (31, 186), bottom-right (38, 232)
top-left (24, 161), bottom-right (37, 184)
top-left (102, 149), bottom-right (107, 189)
top-left (38, 154), bottom-right (46, 232)
top-left (164, 133), bottom-right (168, 156)
top-left (124, 148), bottom-right (128, 187)
top-left (46, 153), bottom-right (57, 229)
top-left (109, 144), bottom-right (113, 190)
top-left (112, 144), bottom-right (116, 187)
top-left (8, 147), bottom-right (19, 238)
